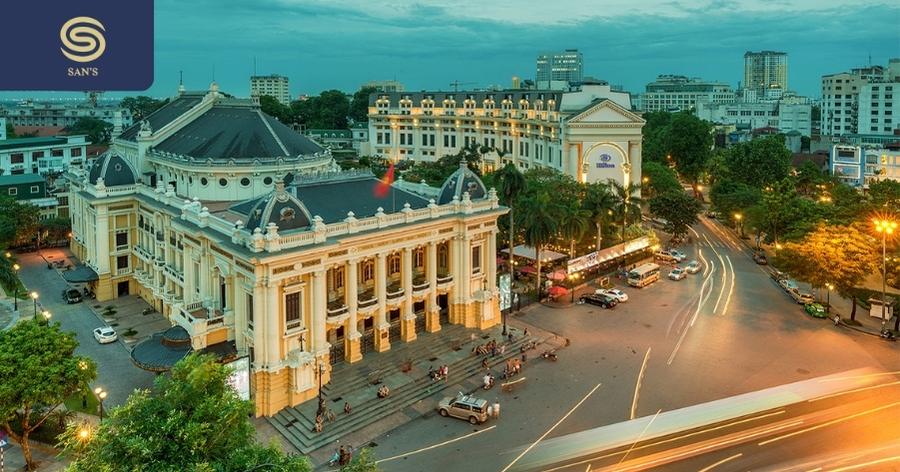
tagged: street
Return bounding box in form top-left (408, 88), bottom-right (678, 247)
top-left (364, 217), bottom-right (900, 472)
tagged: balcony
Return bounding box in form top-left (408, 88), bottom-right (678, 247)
top-left (412, 274), bottom-right (430, 294)
top-left (386, 282), bottom-right (405, 301)
top-left (164, 264), bottom-right (185, 284)
top-left (326, 298), bottom-right (349, 318)
top-left (358, 288), bottom-right (377, 310)
top-left (437, 272), bottom-right (453, 287)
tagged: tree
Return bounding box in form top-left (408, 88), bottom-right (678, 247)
top-left (40, 217), bottom-right (71, 244)
top-left (520, 192), bottom-right (561, 297)
top-left (583, 182), bottom-right (617, 251)
top-left (61, 354), bottom-right (309, 471)
top-left (710, 180), bottom-right (761, 218)
top-left (64, 117), bottom-right (113, 145)
top-left (642, 161), bottom-right (682, 197)
top-left (0, 321), bottom-right (96, 471)
top-left (4, 121), bottom-right (15, 139)
top-left (649, 191), bottom-right (702, 240)
top-left (294, 90), bottom-right (351, 129)
top-left (722, 135), bottom-right (792, 188)
top-left (259, 94), bottom-right (294, 124)
top-left (640, 111), bottom-right (674, 164)
top-left (609, 180), bottom-right (643, 242)
top-left (794, 160), bottom-right (826, 196)
top-left (119, 96), bottom-right (168, 120)
top-left (868, 179), bottom-right (900, 213)
top-left (339, 448), bottom-right (379, 472)
top-left (0, 197), bottom-right (40, 248)
top-left (494, 163), bottom-right (526, 330)
top-left (775, 224), bottom-right (878, 321)
top-left (665, 112), bottom-right (713, 191)
top-left (349, 86), bottom-right (377, 123)
top-left (558, 201), bottom-right (591, 257)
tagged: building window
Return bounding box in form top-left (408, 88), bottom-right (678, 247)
top-left (285, 291), bottom-right (302, 330)
top-left (472, 245), bottom-right (482, 274)
top-left (10, 153), bottom-right (24, 164)
top-left (115, 231), bottom-right (128, 249)
top-left (332, 267), bottom-right (344, 290)
top-left (30, 185), bottom-right (39, 194)
top-left (51, 149), bottom-right (64, 157)
top-left (414, 248), bottom-right (424, 268)
top-left (200, 177), bottom-right (209, 186)
top-left (362, 261), bottom-right (374, 283)
top-left (7, 188), bottom-right (17, 196)
top-left (31, 151), bottom-right (44, 159)
top-left (116, 255), bottom-right (129, 270)
top-left (219, 178), bottom-right (228, 188)
top-left (240, 177), bottom-right (251, 187)
top-left (389, 254), bottom-right (401, 275)
top-left (247, 293), bottom-right (254, 331)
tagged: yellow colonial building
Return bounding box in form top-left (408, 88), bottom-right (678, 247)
top-left (67, 84), bottom-right (505, 416)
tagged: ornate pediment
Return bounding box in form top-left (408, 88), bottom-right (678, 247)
top-left (566, 99), bottom-right (645, 126)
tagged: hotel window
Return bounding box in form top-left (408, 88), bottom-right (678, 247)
top-left (362, 261), bottom-right (374, 283)
top-left (30, 185), bottom-right (39, 194)
top-left (472, 245), bottom-right (482, 274)
top-left (332, 267), bottom-right (344, 290)
top-left (246, 293), bottom-right (254, 331)
top-left (414, 248), bottom-right (425, 268)
top-left (285, 291), bottom-right (303, 330)
top-left (389, 254), bottom-right (401, 275)
top-left (7, 188), bottom-right (17, 196)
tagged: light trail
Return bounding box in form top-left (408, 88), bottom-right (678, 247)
top-left (500, 383), bottom-right (603, 472)
top-left (703, 233), bottom-right (728, 315)
top-left (631, 347), bottom-right (651, 420)
top-left (617, 409), bottom-right (663, 466)
top-left (697, 453), bottom-right (743, 472)
top-left (808, 380), bottom-right (900, 402)
top-left (374, 425), bottom-right (497, 464)
top-left (825, 455), bottom-right (900, 471)
top-left (758, 401), bottom-right (900, 446)
top-left (817, 370), bottom-right (900, 382)
top-left (721, 255), bottom-right (736, 316)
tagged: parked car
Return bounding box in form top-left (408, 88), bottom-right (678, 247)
top-left (63, 288), bottom-right (83, 304)
top-left (669, 249), bottom-right (687, 262)
top-left (438, 394), bottom-right (489, 424)
top-left (805, 303), bottom-right (827, 318)
top-left (595, 288), bottom-right (628, 302)
top-left (753, 252), bottom-right (768, 265)
top-left (770, 269), bottom-right (786, 282)
top-left (668, 267), bottom-right (687, 281)
top-left (685, 260), bottom-right (701, 274)
top-left (705, 211), bottom-right (719, 219)
top-left (789, 289), bottom-right (815, 305)
top-left (778, 279), bottom-right (799, 292)
top-left (93, 327), bottom-right (118, 344)
top-left (580, 294), bottom-right (618, 308)
top-left (654, 250), bottom-right (679, 264)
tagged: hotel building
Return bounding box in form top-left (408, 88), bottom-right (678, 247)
top-left (250, 74), bottom-right (292, 105)
top-left (66, 84), bottom-right (505, 416)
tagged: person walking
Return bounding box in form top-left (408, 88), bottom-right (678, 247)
top-left (344, 401), bottom-right (352, 415)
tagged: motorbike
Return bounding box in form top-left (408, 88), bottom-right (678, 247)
top-left (541, 350), bottom-right (558, 361)
top-left (880, 329), bottom-right (896, 341)
top-left (483, 374), bottom-right (495, 390)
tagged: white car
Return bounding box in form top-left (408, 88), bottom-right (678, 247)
top-left (669, 249), bottom-right (687, 262)
top-left (595, 288), bottom-right (629, 302)
top-left (685, 260), bottom-right (701, 274)
top-left (668, 267), bottom-right (687, 281)
top-left (93, 327), bottom-right (118, 344)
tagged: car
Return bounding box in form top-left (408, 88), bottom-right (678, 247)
top-left (770, 269), bottom-right (786, 282)
top-left (669, 249), bottom-right (687, 262)
top-left (778, 278), bottom-right (799, 292)
top-left (753, 252), bottom-right (768, 265)
top-left (789, 289), bottom-right (815, 305)
top-left (685, 260), bottom-right (701, 274)
top-left (654, 250), bottom-right (679, 264)
top-left (805, 303), bottom-right (826, 318)
top-left (93, 327), bottom-right (117, 344)
top-left (579, 294), bottom-right (618, 308)
top-left (437, 394), bottom-right (489, 424)
top-left (705, 211), bottom-right (719, 219)
top-left (63, 288), bottom-right (82, 304)
top-left (595, 288), bottom-right (628, 302)
top-left (668, 267), bottom-right (687, 281)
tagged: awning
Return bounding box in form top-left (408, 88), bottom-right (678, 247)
top-left (130, 325), bottom-right (192, 373)
top-left (62, 265), bottom-right (99, 283)
top-left (501, 245), bottom-right (568, 263)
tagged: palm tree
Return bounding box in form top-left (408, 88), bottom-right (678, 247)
top-left (609, 180), bottom-right (643, 242)
top-left (583, 182), bottom-right (617, 251)
top-left (520, 191), bottom-right (560, 298)
top-left (558, 202), bottom-right (591, 257)
top-left (495, 164), bottom-right (526, 322)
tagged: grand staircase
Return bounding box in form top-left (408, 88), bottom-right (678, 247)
top-left (268, 324), bottom-right (539, 454)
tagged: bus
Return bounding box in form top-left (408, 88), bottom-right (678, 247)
top-left (627, 263), bottom-right (660, 288)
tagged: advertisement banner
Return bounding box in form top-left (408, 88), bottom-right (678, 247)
top-left (226, 356), bottom-right (251, 401)
top-left (499, 274), bottom-right (511, 311)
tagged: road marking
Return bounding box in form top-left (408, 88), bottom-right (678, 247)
top-left (374, 425), bottom-right (497, 464)
top-left (698, 453), bottom-right (743, 472)
top-left (500, 382), bottom-right (602, 472)
top-left (808, 380), bottom-right (900, 402)
top-left (668, 259), bottom-right (715, 364)
top-left (817, 370), bottom-right (900, 382)
top-left (758, 401), bottom-right (900, 446)
top-left (618, 409), bottom-right (663, 466)
top-left (824, 455), bottom-right (900, 471)
top-left (721, 256), bottom-right (736, 316)
top-left (541, 410), bottom-right (787, 472)
top-left (630, 347), bottom-right (651, 419)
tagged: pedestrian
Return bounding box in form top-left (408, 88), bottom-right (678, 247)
top-left (524, 328), bottom-right (529, 337)
top-left (507, 332), bottom-right (514, 343)
top-left (339, 446), bottom-right (348, 466)
top-left (344, 401), bottom-right (352, 415)
top-left (482, 357), bottom-right (489, 369)
top-left (521, 351), bottom-right (528, 363)
top-left (500, 344), bottom-right (506, 356)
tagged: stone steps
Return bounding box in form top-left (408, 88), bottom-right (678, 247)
top-left (268, 334), bottom-right (537, 454)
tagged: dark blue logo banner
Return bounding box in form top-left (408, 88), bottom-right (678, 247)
top-left (0, 0), bottom-right (154, 91)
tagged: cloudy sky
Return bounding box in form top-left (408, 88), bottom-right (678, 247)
top-left (4, 0), bottom-right (899, 99)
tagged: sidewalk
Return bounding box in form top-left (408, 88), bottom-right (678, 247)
top-left (1, 441), bottom-right (68, 471)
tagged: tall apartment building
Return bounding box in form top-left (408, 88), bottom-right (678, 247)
top-left (821, 59), bottom-right (900, 138)
top-left (536, 49), bottom-right (583, 88)
top-left (636, 75), bottom-right (734, 112)
top-left (366, 83), bottom-right (645, 190)
top-left (363, 80), bottom-right (405, 92)
top-left (250, 74), bottom-right (292, 105)
top-left (695, 95), bottom-right (812, 137)
top-left (743, 51), bottom-right (788, 93)
top-left (0, 101), bottom-right (133, 129)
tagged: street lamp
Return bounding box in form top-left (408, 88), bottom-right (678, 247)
top-left (825, 283), bottom-right (834, 315)
top-left (873, 217), bottom-right (898, 333)
top-left (12, 263), bottom-right (20, 311)
top-left (734, 213), bottom-right (744, 238)
top-left (94, 387), bottom-right (107, 420)
top-left (30, 291), bottom-right (39, 317)
top-left (316, 362), bottom-right (326, 417)
top-left (41, 310), bottom-right (51, 323)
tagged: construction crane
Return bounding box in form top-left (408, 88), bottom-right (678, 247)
top-left (449, 81), bottom-right (476, 92)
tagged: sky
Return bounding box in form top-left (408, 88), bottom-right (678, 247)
top-left (2, 0), bottom-right (899, 100)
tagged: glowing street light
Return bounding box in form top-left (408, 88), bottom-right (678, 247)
top-left (94, 387), bottom-right (108, 420)
top-left (873, 217), bottom-right (898, 333)
top-left (825, 283), bottom-right (835, 316)
top-left (11, 263), bottom-right (21, 311)
top-left (30, 291), bottom-right (39, 316)
top-left (734, 213), bottom-right (744, 238)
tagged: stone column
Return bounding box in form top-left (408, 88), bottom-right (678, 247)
top-left (426, 241), bottom-right (440, 332)
top-left (401, 247), bottom-right (416, 342)
top-left (374, 253), bottom-right (390, 352)
top-left (345, 259), bottom-right (362, 363)
top-left (199, 249), bottom-right (210, 302)
top-left (311, 270), bottom-right (328, 356)
top-left (568, 144), bottom-right (580, 182)
top-left (487, 231), bottom-right (497, 293)
top-left (265, 281), bottom-right (280, 366)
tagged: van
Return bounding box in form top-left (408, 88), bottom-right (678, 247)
top-left (654, 250), bottom-right (678, 264)
top-left (437, 394), bottom-right (489, 424)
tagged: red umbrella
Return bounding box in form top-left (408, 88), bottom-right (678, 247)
top-left (519, 266), bottom-right (537, 274)
top-left (548, 285), bottom-right (569, 297)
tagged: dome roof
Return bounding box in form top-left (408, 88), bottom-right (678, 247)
top-left (230, 179), bottom-right (312, 232)
top-left (88, 152), bottom-right (137, 187)
top-left (437, 161), bottom-right (488, 204)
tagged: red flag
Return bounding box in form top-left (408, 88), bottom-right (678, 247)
top-left (375, 162), bottom-right (394, 197)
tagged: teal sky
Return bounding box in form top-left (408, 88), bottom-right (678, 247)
top-left (2, 0), bottom-right (899, 100)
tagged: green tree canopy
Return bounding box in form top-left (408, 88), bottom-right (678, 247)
top-left (868, 179), bottom-right (900, 213)
top-left (61, 354), bottom-right (309, 472)
top-left (640, 111), bottom-right (674, 164)
top-left (119, 96), bottom-right (168, 120)
top-left (260, 95), bottom-right (294, 124)
top-left (710, 180), bottom-right (761, 218)
top-left (349, 86), bottom-right (377, 123)
top-left (65, 117), bottom-right (113, 145)
top-left (0, 321), bottom-right (96, 471)
top-left (642, 161), bottom-right (683, 196)
top-left (519, 191), bottom-right (562, 295)
top-left (722, 135), bottom-right (792, 188)
top-left (0, 196), bottom-right (40, 248)
top-left (294, 90), bottom-right (351, 129)
top-left (4, 121), bottom-right (15, 139)
top-left (649, 191), bottom-right (702, 240)
top-left (665, 112), bottom-right (713, 187)
top-left (794, 160), bottom-right (826, 196)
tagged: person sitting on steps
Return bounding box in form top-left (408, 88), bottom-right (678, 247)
top-left (377, 385), bottom-right (390, 398)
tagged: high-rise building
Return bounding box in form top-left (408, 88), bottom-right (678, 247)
top-left (821, 59), bottom-right (899, 138)
top-left (536, 49), bottom-right (583, 88)
top-left (743, 51), bottom-right (788, 93)
top-left (250, 74), bottom-right (291, 105)
top-left (636, 75), bottom-right (734, 112)
top-left (363, 80), bottom-right (405, 93)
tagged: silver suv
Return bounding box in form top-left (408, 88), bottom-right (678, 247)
top-left (437, 394), bottom-right (489, 424)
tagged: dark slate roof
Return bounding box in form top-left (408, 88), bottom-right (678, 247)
top-left (119, 93), bottom-right (205, 141)
top-left (230, 180), bottom-right (313, 232)
top-left (153, 104), bottom-right (323, 159)
top-left (369, 90), bottom-right (563, 106)
top-left (130, 325), bottom-right (192, 373)
top-left (292, 176), bottom-right (431, 223)
top-left (0, 173), bottom-right (45, 185)
top-left (62, 265), bottom-right (98, 283)
top-left (0, 136), bottom-right (67, 151)
top-left (87, 152), bottom-right (137, 186)
top-left (437, 163), bottom-right (488, 205)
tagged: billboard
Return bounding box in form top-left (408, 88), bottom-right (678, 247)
top-left (499, 274), bottom-right (511, 311)
top-left (226, 356), bottom-right (251, 401)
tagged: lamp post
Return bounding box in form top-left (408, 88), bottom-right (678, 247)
top-left (41, 310), bottom-right (51, 324)
top-left (734, 213), bottom-right (744, 238)
top-left (873, 218), bottom-right (898, 333)
top-left (93, 387), bottom-right (107, 420)
top-left (825, 283), bottom-right (834, 315)
top-left (12, 263), bottom-right (20, 311)
top-left (30, 291), bottom-right (39, 317)
top-left (316, 362), bottom-right (326, 417)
